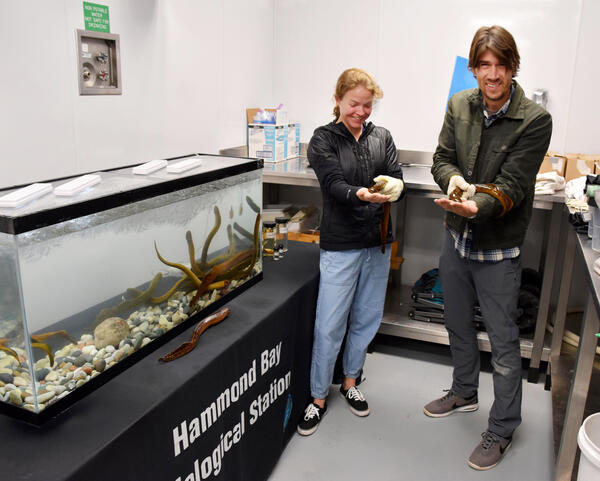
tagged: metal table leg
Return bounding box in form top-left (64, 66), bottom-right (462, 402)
top-left (549, 227), bottom-right (576, 360)
top-left (554, 294), bottom-right (600, 481)
top-left (528, 203), bottom-right (564, 383)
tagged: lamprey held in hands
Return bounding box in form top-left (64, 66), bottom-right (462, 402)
top-left (449, 183), bottom-right (514, 217)
top-left (158, 307), bottom-right (231, 362)
top-left (368, 180), bottom-right (391, 254)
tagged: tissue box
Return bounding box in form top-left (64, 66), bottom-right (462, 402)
top-left (287, 123), bottom-right (301, 159)
top-left (248, 124), bottom-right (286, 162)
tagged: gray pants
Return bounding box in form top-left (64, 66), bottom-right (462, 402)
top-left (439, 230), bottom-right (522, 438)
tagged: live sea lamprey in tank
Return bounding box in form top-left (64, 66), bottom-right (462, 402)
top-left (153, 207), bottom-right (261, 309)
top-left (0, 204), bottom-right (261, 416)
top-left (0, 157), bottom-right (263, 421)
top-left (0, 330), bottom-right (74, 367)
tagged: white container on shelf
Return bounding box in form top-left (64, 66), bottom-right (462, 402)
top-left (593, 192), bottom-right (600, 251)
top-left (577, 412), bottom-right (600, 481)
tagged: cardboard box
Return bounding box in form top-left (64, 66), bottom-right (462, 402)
top-left (539, 154), bottom-right (566, 176)
top-left (577, 154), bottom-right (600, 175)
top-left (245, 108), bottom-right (288, 125)
top-left (247, 124), bottom-right (286, 162)
top-left (246, 108), bottom-right (298, 162)
top-left (564, 153), bottom-right (596, 182)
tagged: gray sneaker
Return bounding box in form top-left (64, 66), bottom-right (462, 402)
top-left (423, 390), bottom-right (478, 417)
top-left (468, 431), bottom-right (512, 470)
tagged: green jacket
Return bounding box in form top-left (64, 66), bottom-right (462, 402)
top-left (431, 81), bottom-right (552, 249)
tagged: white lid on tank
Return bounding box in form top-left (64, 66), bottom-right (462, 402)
top-left (166, 158), bottom-right (202, 174)
top-left (0, 183), bottom-right (53, 208)
top-left (133, 159), bottom-right (168, 175)
top-left (54, 174), bottom-right (101, 196)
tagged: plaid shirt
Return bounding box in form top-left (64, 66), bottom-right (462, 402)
top-left (449, 225), bottom-right (520, 262)
top-left (449, 82), bottom-right (520, 262)
top-left (483, 82), bottom-right (515, 128)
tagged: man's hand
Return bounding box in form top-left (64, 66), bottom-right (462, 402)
top-left (447, 175), bottom-right (476, 201)
top-left (357, 187), bottom-right (390, 204)
top-left (434, 198), bottom-right (478, 217)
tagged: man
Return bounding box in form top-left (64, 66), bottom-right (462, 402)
top-left (425, 26), bottom-right (552, 470)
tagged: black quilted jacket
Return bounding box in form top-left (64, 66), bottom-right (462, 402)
top-left (307, 120), bottom-right (404, 251)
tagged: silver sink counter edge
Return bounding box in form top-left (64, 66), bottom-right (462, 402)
top-left (219, 146), bottom-right (564, 206)
top-left (261, 157), bottom-right (564, 206)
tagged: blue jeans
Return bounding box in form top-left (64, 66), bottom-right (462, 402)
top-left (310, 246), bottom-right (391, 399)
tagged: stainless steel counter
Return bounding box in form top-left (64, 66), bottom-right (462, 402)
top-left (262, 156), bottom-right (564, 208)
top-left (258, 154), bottom-right (565, 365)
top-left (550, 227), bottom-right (600, 481)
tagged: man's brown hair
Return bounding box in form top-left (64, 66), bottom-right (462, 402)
top-left (468, 26), bottom-right (520, 77)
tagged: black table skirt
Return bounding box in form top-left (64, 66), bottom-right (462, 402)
top-left (2, 241), bottom-right (320, 481)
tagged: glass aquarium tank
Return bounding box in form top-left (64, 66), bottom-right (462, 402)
top-left (0, 154), bottom-right (263, 423)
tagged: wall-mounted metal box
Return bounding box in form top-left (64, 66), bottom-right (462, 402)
top-left (76, 29), bottom-right (122, 95)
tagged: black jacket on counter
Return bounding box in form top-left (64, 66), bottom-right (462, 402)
top-left (307, 120), bottom-right (404, 251)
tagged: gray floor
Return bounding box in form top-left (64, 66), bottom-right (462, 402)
top-left (269, 338), bottom-right (554, 480)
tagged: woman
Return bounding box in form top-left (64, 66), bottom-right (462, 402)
top-left (298, 68), bottom-right (404, 436)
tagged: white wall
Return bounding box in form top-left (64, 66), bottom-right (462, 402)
top-left (564, 0), bottom-right (600, 153)
top-left (1, 0), bottom-right (599, 190)
top-left (0, 0), bottom-right (274, 189)
top-left (274, 0), bottom-right (598, 155)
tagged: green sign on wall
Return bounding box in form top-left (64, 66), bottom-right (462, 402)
top-left (83, 2), bottom-right (110, 33)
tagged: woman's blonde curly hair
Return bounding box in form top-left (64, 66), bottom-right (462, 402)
top-left (333, 68), bottom-right (383, 119)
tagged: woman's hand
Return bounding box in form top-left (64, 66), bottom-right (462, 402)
top-left (356, 187), bottom-right (391, 204)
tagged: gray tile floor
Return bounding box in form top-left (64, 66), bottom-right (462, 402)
top-left (270, 338), bottom-right (554, 480)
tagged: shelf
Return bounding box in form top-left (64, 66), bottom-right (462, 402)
top-left (380, 284), bottom-right (551, 361)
